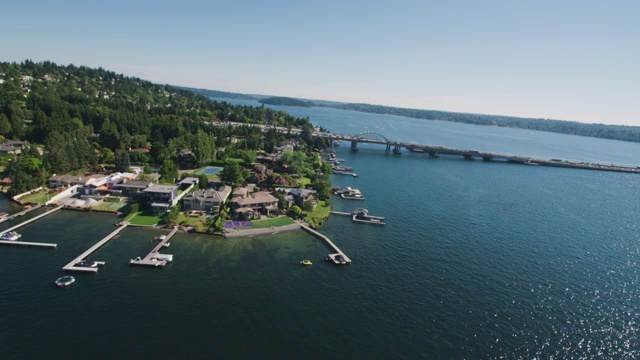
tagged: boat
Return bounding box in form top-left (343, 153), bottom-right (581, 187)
top-left (75, 260), bottom-right (97, 268)
top-left (154, 234), bottom-right (167, 241)
top-left (300, 260), bottom-right (313, 266)
top-left (54, 276), bottom-right (75, 288)
top-left (162, 242), bottom-right (170, 248)
top-left (129, 256), bottom-right (142, 264)
top-left (340, 188), bottom-right (364, 200)
top-left (352, 173), bottom-right (359, 177)
top-left (0, 231), bottom-right (21, 241)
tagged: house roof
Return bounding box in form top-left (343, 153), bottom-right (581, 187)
top-left (231, 191), bottom-right (278, 206)
top-left (180, 177), bottom-right (199, 185)
top-left (144, 185), bottom-right (178, 193)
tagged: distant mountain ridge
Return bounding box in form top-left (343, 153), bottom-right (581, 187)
top-left (185, 87), bottom-right (640, 143)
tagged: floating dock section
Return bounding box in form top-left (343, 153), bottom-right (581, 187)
top-left (129, 226), bottom-right (178, 268)
top-left (0, 205), bottom-right (64, 235)
top-left (62, 222), bottom-right (130, 273)
top-left (300, 224), bottom-right (351, 265)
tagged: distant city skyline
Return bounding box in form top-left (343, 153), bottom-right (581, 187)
top-left (2, 0), bottom-right (638, 125)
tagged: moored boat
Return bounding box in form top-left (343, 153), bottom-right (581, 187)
top-left (300, 259), bottom-right (313, 266)
top-left (55, 276), bottom-right (75, 288)
top-left (0, 231), bottom-right (21, 241)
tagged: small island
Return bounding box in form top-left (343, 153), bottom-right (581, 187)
top-left (259, 96), bottom-right (314, 107)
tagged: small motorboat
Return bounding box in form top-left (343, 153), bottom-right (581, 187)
top-left (55, 276), bottom-right (75, 288)
top-left (0, 231), bottom-right (21, 241)
top-left (154, 235), bottom-right (167, 241)
top-left (162, 242), bottom-right (170, 248)
top-left (300, 260), bottom-right (313, 266)
top-left (129, 256), bottom-right (142, 264)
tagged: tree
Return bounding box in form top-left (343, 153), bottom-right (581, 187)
top-left (219, 161), bottom-right (244, 187)
top-left (128, 203), bottom-right (140, 216)
top-left (114, 149), bottom-right (130, 172)
top-left (198, 174), bottom-right (209, 189)
top-left (159, 160), bottom-right (178, 183)
top-left (288, 205), bottom-right (302, 219)
top-left (0, 113), bottom-right (11, 137)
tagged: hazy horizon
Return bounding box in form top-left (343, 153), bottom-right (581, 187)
top-left (2, 0), bottom-right (638, 126)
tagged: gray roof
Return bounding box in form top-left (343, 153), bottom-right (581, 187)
top-left (143, 185), bottom-right (178, 193)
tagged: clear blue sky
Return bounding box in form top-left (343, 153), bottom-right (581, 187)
top-left (2, 0), bottom-right (638, 125)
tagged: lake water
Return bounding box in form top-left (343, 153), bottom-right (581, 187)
top-left (2, 102), bottom-right (640, 359)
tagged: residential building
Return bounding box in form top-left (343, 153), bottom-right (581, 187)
top-left (230, 191), bottom-right (279, 217)
top-left (182, 186), bottom-right (231, 212)
top-left (143, 185), bottom-right (179, 215)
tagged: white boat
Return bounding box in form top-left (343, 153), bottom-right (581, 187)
top-left (55, 276), bottom-right (75, 288)
top-left (162, 242), bottom-right (170, 248)
top-left (0, 231), bottom-right (21, 241)
top-left (154, 234), bottom-right (167, 241)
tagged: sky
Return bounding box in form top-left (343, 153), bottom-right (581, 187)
top-left (1, 0), bottom-right (639, 125)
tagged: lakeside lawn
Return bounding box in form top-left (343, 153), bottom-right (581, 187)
top-left (125, 211), bottom-right (161, 226)
top-left (92, 201), bottom-right (128, 212)
top-left (250, 216), bottom-right (295, 229)
top-left (19, 190), bottom-right (60, 204)
top-left (305, 200), bottom-right (330, 223)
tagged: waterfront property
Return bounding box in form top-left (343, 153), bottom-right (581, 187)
top-left (182, 186), bottom-right (232, 212)
top-left (275, 187), bottom-right (317, 208)
top-left (143, 185), bottom-right (179, 215)
top-left (230, 191), bottom-right (279, 220)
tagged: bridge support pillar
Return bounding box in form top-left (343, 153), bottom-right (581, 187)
top-left (351, 141), bottom-right (359, 151)
top-left (386, 144), bottom-right (391, 152)
top-left (482, 156), bottom-right (493, 161)
top-left (428, 151), bottom-right (438, 158)
top-left (393, 145), bottom-right (402, 154)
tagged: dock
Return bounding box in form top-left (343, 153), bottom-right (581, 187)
top-left (0, 239), bottom-right (57, 248)
top-left (62, 222), bottom-right (130, 273)
top-left (0, 205), bottom-right (63, 235)
top-left (330, 208), bottom-right (386, 225)
top-left (129, 226), bottom-right (178, 267)
top-left (300, 224), bottom-right (351, 265)
top-left (0, 204), bottom-right (43, 224)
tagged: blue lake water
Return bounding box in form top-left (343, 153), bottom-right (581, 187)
top-left (2, 102), bottom-right (640, 359)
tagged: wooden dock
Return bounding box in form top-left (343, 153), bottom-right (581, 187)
top-left (0, 204), bottom-right (43, 224)
top-left (0, 205), bottom-right (64, 235)
top-left (62, 222), bottom-right (130, 273)
top-left (129, 227), bottom-right (178, 268)
top-left (300, 224), bottom-right (351, 265)
top-left (0, 239), bottom-right (57, 248)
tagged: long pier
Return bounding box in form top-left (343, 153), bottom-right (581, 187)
top-left (0, 239), bottom-right (57, 248)
top-left (0, 205), bottom-right (64, 235)
top-left (300, 224), bottom-right (351, 265)
top-left (129, 226), bottom-right (178, 267)
top-left (62, 222), bottom-right (130, 273)
top-left (0, 204), bottom-right (43, 224)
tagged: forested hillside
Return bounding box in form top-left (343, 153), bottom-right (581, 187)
top-left (0, 60), bottom-right (324, 194)
top-left (322, 103), bottom-right (640, 143)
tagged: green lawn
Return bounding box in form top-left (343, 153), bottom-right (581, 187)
top-left (19, 190), bottom-right (59, 204)
top-left (125, 211), bottom-right (161, 225)
top-left (250, 216), bottom-right (295, 229)
top-left (299, 176), bottom-right (311, 186)
top-left (305, 200), bottom-right (330, 222)
top-left (92, 201), bottom-right (128, 212)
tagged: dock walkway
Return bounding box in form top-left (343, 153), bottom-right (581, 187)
top-left (129, 226), bottom-right (178, 267)
top-left (300, 224), bottom-right (351, 265)
top-left (62, 222), bottom-right (130, 273)
top-left (0, 205), bottom-right (63, 235)
top-left (0, 204), bottom-right (43, 224)
top-left (0, 239), bottom-right (57, 248)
